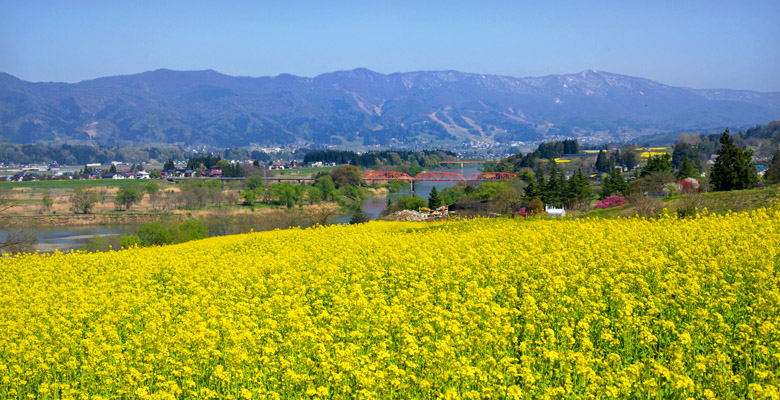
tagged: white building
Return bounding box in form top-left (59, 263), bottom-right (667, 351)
top-left (545, 205), bottom-right (566, 217)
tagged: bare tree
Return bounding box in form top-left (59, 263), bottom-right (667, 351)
top-left (0, 231), bottom-right (38, 254)
top-left (305, 203), bottom-right (341, 226)
top-left (0, 187), bottom-right (16, 214)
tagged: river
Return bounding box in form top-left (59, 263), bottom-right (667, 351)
top-left (3, 165), bottom-right (482, 252)
top-left (335, 165), bottom-right (482, 223)
top-left (0, 225), bottom-right (138, 253)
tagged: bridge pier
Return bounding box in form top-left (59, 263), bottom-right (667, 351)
top-left (410, 180), bottom-right (415, 196)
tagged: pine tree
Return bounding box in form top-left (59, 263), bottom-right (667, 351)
top-left (621, 151), bottom-right (639, 171)
top-left (567, 167), bottom-right (592, 205)
top-left (600, 166), bottom-right (627, 199)
top-left (640, 154), bottom-right (672, 177)
top-left (349, 205), bottom-right (370, 224)
top-left (545, 165), bottom-right (562, 206)
top-left (765, 150), bottom-right (780, 184)
top-left (595, 150), bottom-right (610, 173)
top-left (676, 157), bottom-right (700, 180)
top-left (523, 179), bottom-right (538, 203)
top-left (163, 159), bottom-right (175, 172)
top-left (710, 129), bottom-right (758, 191)
top-left (428, 186), bottom-right (442, 209)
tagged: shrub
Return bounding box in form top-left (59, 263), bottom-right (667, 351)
top-left (137, 222), bottom-right (171, 246)
top-left (526, 198), bottom-right (545, 216)
top-left (119, 234), bottom-right (143, 249)
top-left (82, 235), bottom-right (110, 253)
top-left (593, 195), bottom-right (627, 209)
top-left (170, 219), bottom-right (209, 244)
top-left (677, 178), bottom-right (700, 194)
top-left (396, 195), bottom-right (428, 211)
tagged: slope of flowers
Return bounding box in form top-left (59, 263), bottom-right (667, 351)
top-left (1, 208), bottom-right (779, 399)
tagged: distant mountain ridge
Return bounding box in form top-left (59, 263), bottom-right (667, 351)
top-left (1, 68), bottom-right (778, 147)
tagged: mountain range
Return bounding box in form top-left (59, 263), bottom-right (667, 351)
top-left (1, 68), bottom-right (778, 147)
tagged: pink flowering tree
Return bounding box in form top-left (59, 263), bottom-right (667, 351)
top-left (594, 195), bottom-right (627, 209)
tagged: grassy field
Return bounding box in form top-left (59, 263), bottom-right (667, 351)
top-left (2, 207), bottom-right (779, 398)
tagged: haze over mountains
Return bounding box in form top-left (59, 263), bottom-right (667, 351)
top-left (1, 68), bottom-right (778, 147)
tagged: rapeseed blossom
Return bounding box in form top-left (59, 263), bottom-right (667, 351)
top-left (1, 206), bottom-right (779, 398)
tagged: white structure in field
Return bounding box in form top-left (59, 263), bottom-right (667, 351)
top-left (545, 205), bottom-right (565, 217)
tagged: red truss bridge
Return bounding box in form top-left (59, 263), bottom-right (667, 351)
top-left (362, 171), bottom-right (414, 181)
top-left (361, 171), bottom-right (517, 182)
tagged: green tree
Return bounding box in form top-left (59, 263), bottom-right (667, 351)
top-left (396, 195), bottom-right (427, 211)
top-left (710, 129), bottom-right (758, 191)
top-left (339, 185), bottom-right (363, 202)
top-left (676, 157), bottom-right (700, 180)
top-left (765, 150), bottom-right (780, 184)
top-left (330, 165), bottom-right (362, 187)
top-left (314, 175), bottom-right (338, 201)
top-left (523, 178), bottom-right (540, 204)
top-left (544, 164), bottom-right (565, 206)
top-left (109, 164), bottom-right (117, 173)
top-left (242, 175), bottom-right (266, 205)
top-left (349, 205), bottom-right (370, 224)
top-left (595, 150), bottom-right (610, 173)
top-left (115, 185), bottom-right (144, 211)
top-left (271, 182), bottom-right (298, 208)
top-left (119, 234), bottom-right (143, 249)
top-left (170, 219), bottom-right (209, 243)
top-left (245, 175), bottom-right (266, 191)
top-left (144, 182), bottom-right (159, 195)
top-left (566, 167), bottom-right (592, 206)
top-left (215, 159), bottom-right (231, 172)
top-left (601, 167), bottom-right (628, 199)
top-left (428, 186), bottom-right (442, 209)
top-left (242, 190), bottom-right (257, 206)
top-left (672, 143), bottom-right (702, 170)
top-left (640, 154), bottom-right (672, 177)
top-left (70, 188), bottom-right (103, 214)
top-left (163, 159), bottom-right (175, 172)
top-left (620, 151), bottom-right (640, 171)
top-left (150, 169), bottom-right (161, 179)
top-left (137, 222), bottom-right (171, 246)
top-left (307, 186), bottom-right (323, 203)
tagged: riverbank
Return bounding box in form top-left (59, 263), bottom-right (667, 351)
top-left (0, 212), bottom-right (183, 228)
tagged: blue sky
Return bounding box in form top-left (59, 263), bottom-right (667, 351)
top-left (1, 1), bottom-right (778, 91)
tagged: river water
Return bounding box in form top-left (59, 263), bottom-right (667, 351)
top-left (2, 166), bottom-right (482, 252)
top-left (0, 225), bottom-right (138, 253)
top-left (335, 165), bottom-right (481, 223)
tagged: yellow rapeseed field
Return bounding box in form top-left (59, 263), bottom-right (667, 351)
top-left (1, 207), bottom-right (780, 399)
top-left (639, 151), bottom-right (670, 158)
